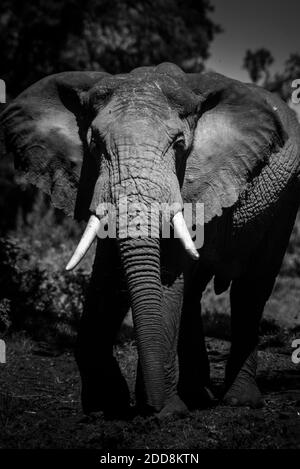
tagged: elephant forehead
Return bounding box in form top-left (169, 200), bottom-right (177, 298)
top-left (115, 85), bottom-right (171, 113)
top-left (91, 76), bottom-right (167, 101)
top-left (102, 70), bottom-right (181, 89)
top-left (91, 73), bottom-right (194, 110)
top-left (94, 94), bottom-right (175, 130)
top-left (114, 78), bottom-right (198, 112)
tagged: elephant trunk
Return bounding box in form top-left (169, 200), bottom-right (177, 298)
top-left (118, 236), bottom-right (164, 412)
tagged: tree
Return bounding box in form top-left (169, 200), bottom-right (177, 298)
top-left (243, 48), bottom-right (274, 84)
top-left (284, 53), bottom-right (300, 80)
top-left (0, 0), bottom-right (222, 97)
top-left (266, 53), bottom-right (300, 102)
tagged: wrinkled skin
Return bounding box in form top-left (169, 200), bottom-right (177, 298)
top-left (1, 62), bottom-right (300, 418)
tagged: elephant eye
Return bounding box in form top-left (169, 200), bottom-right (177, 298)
top-left (173, 135), bottom-right (185, 151)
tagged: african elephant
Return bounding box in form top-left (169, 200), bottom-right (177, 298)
top-left (1, 62), bottom-right (300, 418)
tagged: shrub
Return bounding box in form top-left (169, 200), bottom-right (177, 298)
top-left (0, 234), bottom-right (89, 345)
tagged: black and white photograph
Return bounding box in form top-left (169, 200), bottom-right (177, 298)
top-left (0, 0), bottom-right (299, 457)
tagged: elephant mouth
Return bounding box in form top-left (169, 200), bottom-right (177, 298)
top-left (65, 209), bottom-right (199, 271)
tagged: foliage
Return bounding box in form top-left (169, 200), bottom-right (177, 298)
top-left (0, 207), bottom-right (92, 345)
top-left (0, 155), bottom-right (37, 235)
top-left (243, 48), bottom-right (274, 84)
top-left (267, 53), bottom-right (300, 101)
top-left (243, 49), bottom-right (300, 103)
top-left (0, 0), bottom-right (221, 97)
top-left (0, 298), bottom-right (11, 334)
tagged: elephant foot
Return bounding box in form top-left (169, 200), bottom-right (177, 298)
top-left (223, 377), bottom-right (264, 408)
top-left (224, 349), bottom-right (264, 408)
top-left (223, 358), bottom-right (263, 408)
top-left (155, 395), bottom-right (189, 420)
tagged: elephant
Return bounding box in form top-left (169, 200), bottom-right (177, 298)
top-left (1, 62), bottom-right (300, 418)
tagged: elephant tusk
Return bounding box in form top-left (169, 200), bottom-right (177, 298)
top-left (172, 211), bottom-right (199, 260)
top-left (65, 214), bottom-right (101, 271)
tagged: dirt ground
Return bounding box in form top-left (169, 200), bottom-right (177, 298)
top-left (0, 334), bottom-right (299, 450)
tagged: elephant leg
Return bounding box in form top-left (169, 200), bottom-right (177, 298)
top-left (75, 239), bottom-right (130, 418)
top-left (177, 265), bottom-right (214, 409)
top-left (224, 194), bottom-right (300, 408)
top-left (223, 274), bottom-right (274, 408)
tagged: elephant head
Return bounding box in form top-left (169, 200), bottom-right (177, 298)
top-left (0, 62), bottom-right (293, 412)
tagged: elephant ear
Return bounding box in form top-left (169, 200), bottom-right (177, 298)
top-left (182, 72), bottom-right (287, 223)
top-left (0, 71), bottom-right (109, 220)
